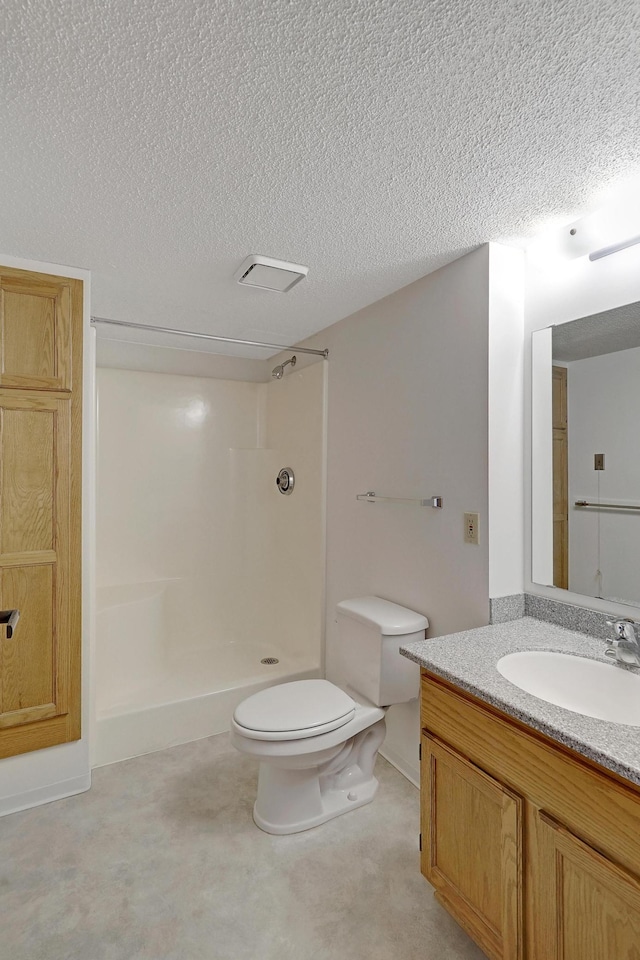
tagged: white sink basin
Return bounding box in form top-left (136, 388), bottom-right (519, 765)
top-left (496, 651), bottom-right (640, 726)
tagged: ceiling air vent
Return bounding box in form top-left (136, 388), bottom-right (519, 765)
top-left (234, 254), bottom-right (308, 293)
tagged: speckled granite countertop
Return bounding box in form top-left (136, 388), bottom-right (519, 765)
top-left (400, 617), bottom-right (640, 787)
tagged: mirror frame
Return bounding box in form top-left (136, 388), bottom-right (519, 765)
top-left (531, 327), bottom-right (554, 587)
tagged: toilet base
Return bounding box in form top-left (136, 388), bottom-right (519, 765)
top-left (252, 718), bottom-right (386, 835)
top-left (254, 773), bottom-right (379, 835)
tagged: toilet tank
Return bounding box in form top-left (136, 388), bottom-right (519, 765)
top-left (333, 597), bottom-right (428, 706)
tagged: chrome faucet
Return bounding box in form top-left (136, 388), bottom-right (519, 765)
top-left (605, 618), bottom-right (640, 667)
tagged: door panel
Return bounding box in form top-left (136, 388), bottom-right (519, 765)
top-left (552, 365), bottom-right (568, 589)
top-left (0, 272), bottom-right (72, 390)
top-left (0, 564), bottom-right (54, 713)
top-left (2, 290), bottom-right (56, 380)
top-left (1, 406), bottom-right (55, 553)
top-left (0, 266), bottom-right (81, 759)
top-left (0, 395), bottom-right (71, 733)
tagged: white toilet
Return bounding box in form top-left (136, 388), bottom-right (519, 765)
top-left (230, 597), bottom-right (428, 834)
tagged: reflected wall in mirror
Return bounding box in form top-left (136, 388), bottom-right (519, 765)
top-left (532, 300), bottom-right (640, 607)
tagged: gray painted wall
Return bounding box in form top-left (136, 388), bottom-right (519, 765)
top-left (301, 246), bottom-right (491, 782)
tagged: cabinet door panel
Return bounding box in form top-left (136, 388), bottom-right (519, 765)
top-left (422, 735), bottom-right (523, 960)
top-left (539, 813), bottom-right (640, 960)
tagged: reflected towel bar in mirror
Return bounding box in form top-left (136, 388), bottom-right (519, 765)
top-left (575, 500), bottom-right (640, 511)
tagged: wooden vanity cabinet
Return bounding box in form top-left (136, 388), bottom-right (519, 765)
top-left (420, 671), bottom-right (640, 960)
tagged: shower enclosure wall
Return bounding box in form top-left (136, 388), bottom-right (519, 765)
top-left (94, 360), bottom-right (325, 765)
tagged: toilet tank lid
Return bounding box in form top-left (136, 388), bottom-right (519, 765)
top-left (336, 597), bottom-right (428, 635)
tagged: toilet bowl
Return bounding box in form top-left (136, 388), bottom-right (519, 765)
top-left (231, 679), bottom-right (386, 834)
top-left (230, 597), bottom-right (428, 835)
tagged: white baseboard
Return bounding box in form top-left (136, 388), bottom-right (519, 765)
top-left (0, 773), bottom-right (92, 818)
top-left (379, 745), bottom-right (419, 788)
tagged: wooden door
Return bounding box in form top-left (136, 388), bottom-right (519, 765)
top-left (0, 267), bottom-right (82, 758)
top-left (537, 811), bottom-right (640, 960)
top-left (552, 365), bottom-right (568, 589)
top-left (421, 734), bottom-right (523, 960)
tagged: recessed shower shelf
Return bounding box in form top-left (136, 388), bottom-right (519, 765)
top-left (356, 492), bottom-right (443, 508)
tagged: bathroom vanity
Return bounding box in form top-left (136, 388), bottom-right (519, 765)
top-left (402, 618), bottom-right (640, 960)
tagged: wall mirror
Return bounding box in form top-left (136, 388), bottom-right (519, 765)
top-left (532, 300), bottom-right (640, 607)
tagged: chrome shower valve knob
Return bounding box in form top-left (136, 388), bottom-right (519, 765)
top-left (276, 467), bottom-right (295, 495)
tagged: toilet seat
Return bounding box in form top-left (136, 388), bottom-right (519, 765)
top-left (232, 679), bottom-right (356, 741)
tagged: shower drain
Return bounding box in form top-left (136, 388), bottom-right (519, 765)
top-left (260, 657), bottom-right (280, 665)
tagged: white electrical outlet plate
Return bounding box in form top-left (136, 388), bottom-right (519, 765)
top-left (464, 512), bottom-right (479, 545)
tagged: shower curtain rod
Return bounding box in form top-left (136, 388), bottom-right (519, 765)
top-left (90, 316), bottom-right (329, 358)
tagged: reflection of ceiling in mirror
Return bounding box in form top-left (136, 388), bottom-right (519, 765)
top-left (552, 301), bottom-right (640, 362)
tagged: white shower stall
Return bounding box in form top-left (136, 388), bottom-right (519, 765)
top-left (94, 360), bottom-right (325, 765)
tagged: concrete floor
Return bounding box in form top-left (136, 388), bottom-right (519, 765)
top-left (0, 734), bottom-right (485, 960)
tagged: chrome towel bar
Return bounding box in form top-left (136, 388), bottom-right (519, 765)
top-left (356, 492), bottom-right (443, 508)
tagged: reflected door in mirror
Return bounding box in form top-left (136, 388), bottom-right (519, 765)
top-left (552, 366), bottom-right (568, 589)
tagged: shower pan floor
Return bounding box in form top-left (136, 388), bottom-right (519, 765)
top-left (93, 640), bottom-right (320, 768)
top-left (97, 641), bottom-right (316, 718)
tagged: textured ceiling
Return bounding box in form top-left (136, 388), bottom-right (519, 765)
top-left (553, 300), bottom-right (640, 362)
top-left (2, 0), bottom-right (640, 357)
